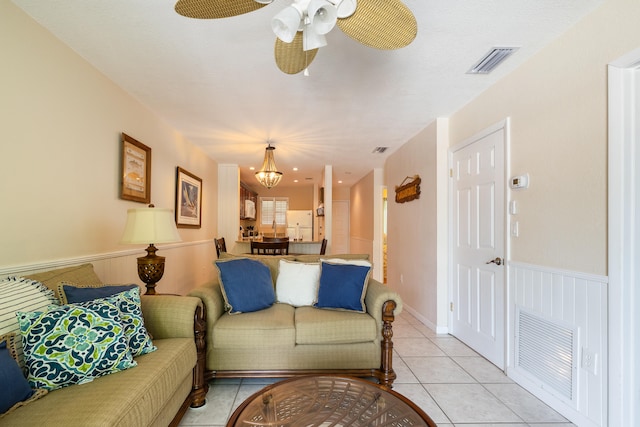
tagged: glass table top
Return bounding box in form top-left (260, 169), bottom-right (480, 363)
top-left (227, 376), bottom-right (437, 427)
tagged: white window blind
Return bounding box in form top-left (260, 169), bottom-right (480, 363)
top-left (260, 197), bottom-right (288, 225)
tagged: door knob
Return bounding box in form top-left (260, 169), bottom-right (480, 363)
top-left (486, 257), bottom-right (503, 266)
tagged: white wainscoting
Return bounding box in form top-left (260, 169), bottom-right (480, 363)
top-left (0, 240), bottom-right (217, 296)
top-left (508, 262), bottom-right (607, 427)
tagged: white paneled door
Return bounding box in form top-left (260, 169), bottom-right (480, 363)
top-left (450, 123), bottom-right (506, 369)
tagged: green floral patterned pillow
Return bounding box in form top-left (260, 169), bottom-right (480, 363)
top-left (16, 301), bottom-right (137, 391)
top-left (65, 286), bottom-right (156, 357)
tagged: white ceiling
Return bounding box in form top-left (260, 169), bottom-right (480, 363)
top-left (13, 0), bottom-right (602, 188)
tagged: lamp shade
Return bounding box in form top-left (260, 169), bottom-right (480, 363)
top-left (120, 206), bottom-right (182, 245)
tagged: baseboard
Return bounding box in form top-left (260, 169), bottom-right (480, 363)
top-left (402, 304), bottom-right (448, 335)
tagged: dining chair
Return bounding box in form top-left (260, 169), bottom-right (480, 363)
top-left (214, 237), bottom-right (227, 258)
top-left (251, 240), bottom-right (289, 255)
top-left (262, 236), bottom-right (289, 243)
top-left (319, 238), bottom-right (327, 255)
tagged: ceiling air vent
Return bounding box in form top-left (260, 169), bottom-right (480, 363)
top-left (467, 47), bottom-right (519, 74)
top-left (372, 147), bottom-right (388, 154)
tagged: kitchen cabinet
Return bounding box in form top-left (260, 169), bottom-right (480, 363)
top-left (240, 183), bottom-right (257, 220)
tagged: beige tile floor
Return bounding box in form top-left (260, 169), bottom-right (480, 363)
top-left (179, 311), bottom-right (575, 427)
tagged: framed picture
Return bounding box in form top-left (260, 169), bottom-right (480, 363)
top-left (175, 167), bottom-right (202, 228)
top-left (120, 133), bottom-right (151, 204)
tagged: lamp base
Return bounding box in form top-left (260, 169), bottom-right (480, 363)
top-left (137, 244), bottom-right (166, 295)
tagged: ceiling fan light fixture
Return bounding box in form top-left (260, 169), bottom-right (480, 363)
top-left (272, 7), bottom-right (303, 43)
top-left (303, 26), bottom-right (327, 51)
top-left (255, 143), bottom-right (283, 189)
top-left (330, 0), bottom-right (357, 18)
top-left (308, 0), bottom-right (338, 35)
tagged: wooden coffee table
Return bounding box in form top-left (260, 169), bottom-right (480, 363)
top-left (227, 375), bottom-right (437, 426)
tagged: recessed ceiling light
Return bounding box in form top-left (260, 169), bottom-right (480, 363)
top-left (249, 167), bottom-right (255, 171)
top-left (338, 180), bottom-right (343, 184)
top-left (293, 167), bottom-right (298, 171)
top-left (294, 179), bottom-right (299, 183)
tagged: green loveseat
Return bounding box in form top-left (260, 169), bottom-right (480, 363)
top-left (189, 253), bottom-right (403, 388)
top-left (1, 264), bottom-right (207, 427)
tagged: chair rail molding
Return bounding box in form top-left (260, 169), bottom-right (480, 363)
top-left (0, 239), bottom-right (216, 296)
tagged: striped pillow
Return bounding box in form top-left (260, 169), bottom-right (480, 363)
top-left (0, 277), bottom-right (58, 368)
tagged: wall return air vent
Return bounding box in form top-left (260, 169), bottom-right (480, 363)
top-left (516, 309), bottom-right (575, 400)
top-left (467, 47), bottom-right (519, 74)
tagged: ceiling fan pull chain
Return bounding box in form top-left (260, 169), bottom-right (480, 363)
top-left (304, 51), bottom-right (310, 76)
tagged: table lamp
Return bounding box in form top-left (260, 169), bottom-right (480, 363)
top-left (120, 204), bottom-right (182, 295)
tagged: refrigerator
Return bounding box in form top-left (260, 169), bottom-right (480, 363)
top-left (286, 210), bottom-right (314, 241)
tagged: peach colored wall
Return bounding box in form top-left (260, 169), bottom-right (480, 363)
top-left (350, 171), bottom-right (374, 257)
top-left (385, 122), bottom-right (438, 327)
top-left (350, 171), bottom-right (374, 241)
top-left (449, 0), bottom-right (640, 276)
top-left (332, 186), bottom-right (350, 201)
top-left (0, 3), bottom-right (218, 291)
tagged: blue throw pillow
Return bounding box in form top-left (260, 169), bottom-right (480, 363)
top-left (0, 341), bottom-right (33, 414)
top-left (215, 258), bottom-right (275, 314)
top-left (316, 262), bottom-right (371, 312)
top-left (63, 284), bottom-right (137, 303)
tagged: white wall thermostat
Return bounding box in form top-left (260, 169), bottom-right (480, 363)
top-left (510, 174), bottom-right (529, 189)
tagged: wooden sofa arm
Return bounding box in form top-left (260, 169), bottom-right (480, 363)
top-left (363, 279), bottom-right (403, 389)
top-left (364, 279), bottom-right (403, 331)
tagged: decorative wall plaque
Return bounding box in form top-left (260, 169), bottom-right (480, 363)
top-left (395, 175), bottom-right (421, 203)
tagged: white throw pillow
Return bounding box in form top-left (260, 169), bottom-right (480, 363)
top-left (320, 258), bottom-right (372, 267)
top-left (275, 260), bottom-right (321, 307)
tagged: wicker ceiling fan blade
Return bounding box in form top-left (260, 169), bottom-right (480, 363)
top-left (175, 0), bottom-right (267, 19)
top-left (337, 0), bottom-right (417, 50)
top-left (274, 33), bottom-right (319, 74)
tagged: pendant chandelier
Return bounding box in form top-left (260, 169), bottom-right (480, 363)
top-left (255, 143), bottom-right (283, 189)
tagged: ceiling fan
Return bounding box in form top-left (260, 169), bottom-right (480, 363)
top-left (174, 0), bottom-right (417, 74)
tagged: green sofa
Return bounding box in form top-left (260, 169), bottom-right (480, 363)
top-left (189, 253), bottom-right (403, 388)
top-left (1, 264), bottom-right (207, 427)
